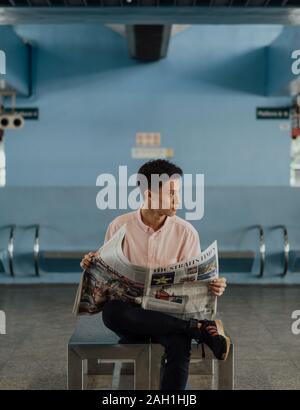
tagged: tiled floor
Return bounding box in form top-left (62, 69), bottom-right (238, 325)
top-left (0, 285), bottom-right (299, 390)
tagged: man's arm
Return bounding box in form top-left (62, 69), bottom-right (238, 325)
top-left (104, 223), bottom-right (113, 243)
top-left (104, 221), bottom-right (120, 243)
top-left (80, 221), bottom-right (119, 270)
top-left (179, 228), bottom-right (201, 261)
top-left (180, 227), bottom-right (227, 297)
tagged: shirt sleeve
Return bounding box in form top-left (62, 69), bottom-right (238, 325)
top-left (104, 222), bottom-right (117, 243)
top-left (179, 228), bottom-right (201, 261)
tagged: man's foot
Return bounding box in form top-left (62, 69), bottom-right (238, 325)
top-left (187, 318), bottom-right (231, 361)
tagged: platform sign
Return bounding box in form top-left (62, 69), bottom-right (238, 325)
top-left (2, 108), bottom-right (39, 120)
top-left (256, 107), bottom-right (290, 120)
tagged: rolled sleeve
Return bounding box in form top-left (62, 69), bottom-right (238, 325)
top-left (104, 223), bottom-right (115, 243)
top-left (180, 228), bottom-right (201, 261)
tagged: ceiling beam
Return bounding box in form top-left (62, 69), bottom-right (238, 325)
top-left (1, 7), bottom-right (300, 25)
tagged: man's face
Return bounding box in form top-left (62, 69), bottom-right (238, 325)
top-left (148, 177), bottom-right (181, 216)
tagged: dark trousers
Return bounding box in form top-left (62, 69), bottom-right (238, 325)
top-left (102, 299), bottom-right (192, 390)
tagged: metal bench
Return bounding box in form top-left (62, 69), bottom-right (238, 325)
top-left (41, 250), bottom-right (89, 274)
top-left (219, 250), bottom-right (255, 273)
top-left (151, 341), bottom-right (234, 390)
top-left (67, 313), bottom-right (234, 390)
top-left (0, 250), bottom-right (5, 273)
top-left (68, 313), bottom-right (151, 390)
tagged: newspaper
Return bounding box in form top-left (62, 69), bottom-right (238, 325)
top-left (72, 224), bottom-right (218, 320)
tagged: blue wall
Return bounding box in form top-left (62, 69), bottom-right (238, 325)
top-left (0, 24), bottom-right (299, 283)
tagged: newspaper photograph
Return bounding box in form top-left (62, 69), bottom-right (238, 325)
top-left (73, 224), bottom-right (218, 320)
top-left (141, 241), bottom-right (218, 320)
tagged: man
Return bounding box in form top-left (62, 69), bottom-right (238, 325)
top-left (81, 159), bottom-right (229, 390)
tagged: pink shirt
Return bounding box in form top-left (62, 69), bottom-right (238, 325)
top-left (104, 207), bottom-right (201, 268)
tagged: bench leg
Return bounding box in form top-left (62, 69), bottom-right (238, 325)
top-left (71, 344), bottom-right (152, 390)
top-left (134, 345), bottom-right (151, 390)
top-left (150, 344), bottom-right (165, 390)
top-left (68, 347), bottom-right (83, 390)
top-left (88, 358), bottom-right (100, 375)
top-left (218, 343), bottom-right (234, 390)
top-left (111, 362), bottom-right (123, 389)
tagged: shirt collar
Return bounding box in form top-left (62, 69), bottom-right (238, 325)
top-left (136, 203), bottom-right (172, 234)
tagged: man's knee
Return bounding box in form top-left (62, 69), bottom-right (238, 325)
top-left (102, 299), bottom-right (135, 331)
top-left (102, 300), bottom-right (124, 329)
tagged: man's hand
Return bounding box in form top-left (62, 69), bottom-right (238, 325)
top-left (208, 277), bottom-right (227, 296)
top-left (80, 252), bottom-right (97, 270)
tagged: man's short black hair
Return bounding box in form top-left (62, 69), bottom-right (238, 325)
top-left (137, 159), bottom-right (183, 195)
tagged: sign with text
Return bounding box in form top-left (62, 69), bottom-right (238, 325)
top-left (256, 107), bottom-right (290, 120)
top-left (2, 108), bottom-right (39, 120)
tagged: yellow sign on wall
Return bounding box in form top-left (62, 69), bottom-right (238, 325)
top-left (132, 132), bottom-right (173, 159)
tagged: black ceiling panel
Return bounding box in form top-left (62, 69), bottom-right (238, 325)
top-left (0, 0), bottom-right (297, 6)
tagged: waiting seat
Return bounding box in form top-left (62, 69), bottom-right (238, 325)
top-left (67, 313), bottom-right (234, 390)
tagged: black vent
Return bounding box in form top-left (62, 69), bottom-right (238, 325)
top-left (127, 25), bottom-right (171, 61)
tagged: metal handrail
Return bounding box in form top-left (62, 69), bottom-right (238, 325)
top-left (17, 224), bottom-right (41, 276)
top-left (33, 224), bottom-right (40, 276)
top-left (246, 225), bottom-right (265, 277)
top-left (256, 225), bottom-right (265, 277)
top-left (271, 225), bottom-right (290, 277)
top-left (8, 224), bottom-right (16, 277)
